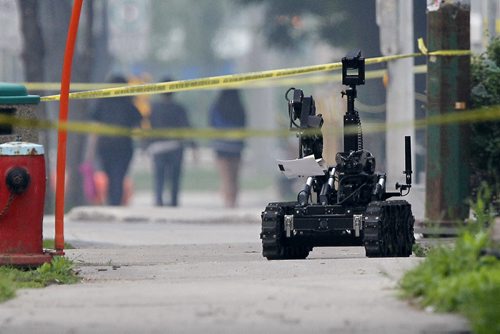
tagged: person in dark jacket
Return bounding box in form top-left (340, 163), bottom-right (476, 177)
top-left (209, 89), bottom-right (246, 208)
top-left (92, 75), bottom-right (142, 205)
top-left (148, 77), bottom-right (197, 206)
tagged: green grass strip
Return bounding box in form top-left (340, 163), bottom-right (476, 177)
top-left (400, 229), bottom-right (500, 334)
top-left (0, 256), bottom-right (79, 303)
top-left (43, 239), bottom-right (75, 250)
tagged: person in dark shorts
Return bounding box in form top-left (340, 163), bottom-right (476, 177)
top-left (209, 89), bottom-right (246, 208)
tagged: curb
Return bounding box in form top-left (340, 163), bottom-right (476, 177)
top-left (67, 206), bottom-right (262, 224)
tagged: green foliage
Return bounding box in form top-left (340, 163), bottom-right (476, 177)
top-left (238, 0), bottom-right (338, 48)
top-left (149, 0), bottom-right (226, 67)
top-left (412, 242), bottom-right (431, 257)
top-left (470, 37), bottom-right (500, 199)
top-left (35, 257), bottom-right (80, 285)
top-left (469, 183), bottom-right (496, 229)
top-left (471, 54), bottom-right (500, 107)
top-left (43, 239), bottom-right (75, 250)
top-left (0, 257), bottom-right (79, 303)
top-left (401, 230), bottom-right (500, 334)
top-left (400, 189), bottom-right (499, 334)
top-left (237, 0), bottom-right (381, 55)
top-left (487, 37), bottom-right (500, 67)
top-left (461, 284), bottom-right (500, 334)
top-left (0, 277), bottom-right (15, 303)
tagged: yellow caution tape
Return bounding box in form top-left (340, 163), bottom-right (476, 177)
top-left (347, 105), bottom-right (500, 136)
top-left (1, 105), bottom-right (498, 140)
top-left (418, 38), bottom-right (429, 55)
top-left (40, 41), bottom-right (470, 102)
top-left (41, 62), bottom-right (345, 102)
top-left (25, 64), bottom-right (428, 92)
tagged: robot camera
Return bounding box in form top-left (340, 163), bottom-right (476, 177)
top-left (342, 50), bottom-right (365, 86)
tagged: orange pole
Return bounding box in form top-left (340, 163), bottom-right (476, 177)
top-left (54, 0), bottom-right (84, 253)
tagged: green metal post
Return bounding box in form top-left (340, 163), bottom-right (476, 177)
top-left (426, 1), bottom-right (471, 222)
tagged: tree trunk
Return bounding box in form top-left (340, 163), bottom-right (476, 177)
top-left (17, 0), bottom-right (54, 213)
top-left (33, 1), bottom-right (108, 210)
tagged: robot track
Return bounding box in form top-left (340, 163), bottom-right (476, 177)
top-left (363, 200), bottom-right (415, 257)
top-left (261, 203), bottom-right (311, 260)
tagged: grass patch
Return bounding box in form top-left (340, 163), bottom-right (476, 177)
top-left (133, 166), bottom-right (274, 192)
top-left (43, 239), bottom-right (75, 250)
top-left (412, 242), bottom-right (432, 257)
top-left (400, 185), bottom-right (499, 334)
top-left (401, 230), bottom-right (500, 334)
top-left (0, 257), bottom-right (79, 303)
top-left (133, 166), bottom-right (220, 192)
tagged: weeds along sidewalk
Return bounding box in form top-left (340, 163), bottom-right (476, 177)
top-left (0, 257), bottom-right (79, 303)
top-left (401, 190), bottom-right (500, 334)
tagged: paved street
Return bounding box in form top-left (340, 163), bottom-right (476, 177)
top-left (0, 207), bottom-right (469, 334)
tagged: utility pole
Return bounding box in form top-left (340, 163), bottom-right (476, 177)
top-left (426, 0), bottom-right (470, 222)
top-left (376, 0), bottom-right (415, 189)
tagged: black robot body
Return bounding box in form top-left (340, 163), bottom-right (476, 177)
top-left (260, 51), bottom-right (415, 260)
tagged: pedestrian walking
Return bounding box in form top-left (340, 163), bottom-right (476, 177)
top-left (92, 74), bottom-right (142, 206)
top-left (148, 77), bottom-right (197, 206)
top-left (209, 89), bottom-right (246, 208)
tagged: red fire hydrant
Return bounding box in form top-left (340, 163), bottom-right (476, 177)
top-left (0, 141), bottom-right (52, 266)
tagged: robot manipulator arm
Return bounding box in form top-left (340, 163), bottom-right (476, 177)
top-left (285, 88), bottom-right (324, 159)
top-left (286, 88), bottom-right (323, 131)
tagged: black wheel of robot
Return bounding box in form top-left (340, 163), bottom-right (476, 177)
top-left (401, 204), bottom-right (415, 256)
top-left (386, 204), bottom-right (399, 256)
top-left (393, 203), bottom-right (407, 257)
top-left (393, 202), bottom-right (415, 257)
top-left (364, 202), bottom-right (391, 258)
top-left (261, 206), bottom-right (311, 260)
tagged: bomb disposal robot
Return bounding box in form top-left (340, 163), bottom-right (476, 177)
top-left (260, 51), bottom-right (415, 260)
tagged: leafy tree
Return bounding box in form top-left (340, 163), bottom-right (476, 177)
top-left (470, 37), bottom-right (500, 201)
top-left (237, 0), bottom-right (381, 56)
top-left (149, 0), bottom-right (227, 72)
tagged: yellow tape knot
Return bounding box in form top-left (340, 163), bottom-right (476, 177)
top-left (418, 38), bottom-right (429, 55)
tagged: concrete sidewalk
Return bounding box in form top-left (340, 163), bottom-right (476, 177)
top-left (12, 228), bottom-right (469, 334)
top-left (21, 190), bottom-right (468, 333)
